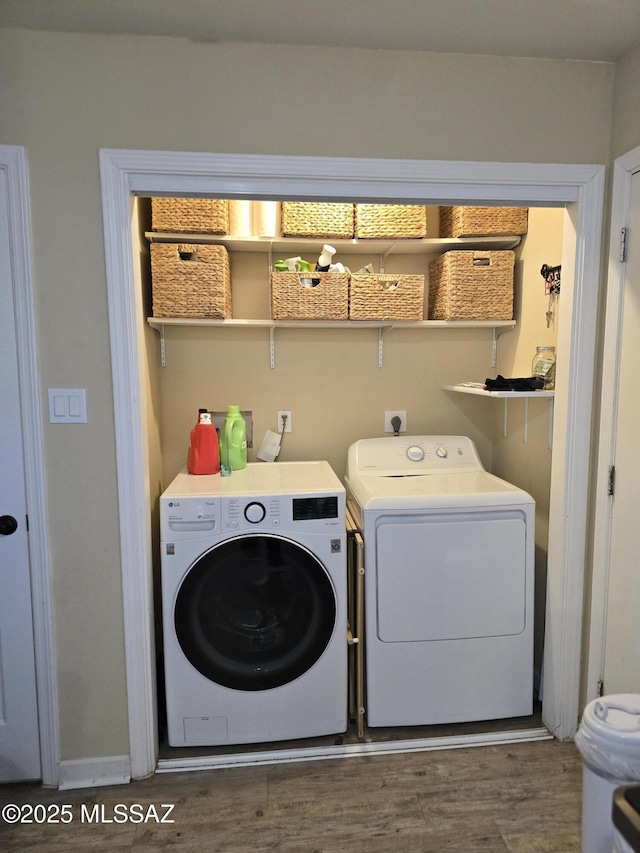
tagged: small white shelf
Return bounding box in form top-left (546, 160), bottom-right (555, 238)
top-left (444, 383), bottom-right (554, 398)
top-left (145, 233), bottom-right (522, 255)
top-left (444, 384), bottom-right (555, 448)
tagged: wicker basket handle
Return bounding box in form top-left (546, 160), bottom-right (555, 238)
top-left (178, 245), bottom-right (199, 262)
top-left (472, 255), bottom-right (491, 267)
top-left (367, 275), bottom-right (400, 291)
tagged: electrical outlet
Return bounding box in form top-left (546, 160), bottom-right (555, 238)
top-left (384, 410), bottom-right (407, 433)
top-left (278, 410), bottom-right (292, 433)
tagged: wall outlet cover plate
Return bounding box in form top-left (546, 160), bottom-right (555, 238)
top-left (384, 410), bottom-right (407, 433)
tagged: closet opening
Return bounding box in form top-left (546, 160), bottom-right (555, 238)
top-left (136, 194), bottom-right (561, 768)
top-left (99, 150), bottom-right (603, 778)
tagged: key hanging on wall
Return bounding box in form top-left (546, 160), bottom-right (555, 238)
top-left (541, 264), bottom-right (561, 328)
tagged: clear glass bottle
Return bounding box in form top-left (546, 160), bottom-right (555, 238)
top-left (532, 346), bottom-right (556, 390)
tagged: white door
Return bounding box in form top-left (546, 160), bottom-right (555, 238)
top-left (0, 166), bottom-right (41, 781)
top-left (600, 167), bottom-right (640, 695)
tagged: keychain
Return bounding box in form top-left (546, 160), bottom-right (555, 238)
top-left (541, 264), bottom-right (561, 327)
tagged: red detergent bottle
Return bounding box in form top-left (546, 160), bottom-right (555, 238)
top-left (187, 409), bottom-right (220, 475)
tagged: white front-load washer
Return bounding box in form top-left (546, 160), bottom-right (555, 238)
top-left (345, 436), bottom-right (535, 728)
top-left (160, 461), bottom-right (347, 747)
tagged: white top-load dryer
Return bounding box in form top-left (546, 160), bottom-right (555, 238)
top-left (346, 436), bottom-right (534, 728)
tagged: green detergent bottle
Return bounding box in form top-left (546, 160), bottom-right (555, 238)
top-left (220, 405), bottom-right (247, 474)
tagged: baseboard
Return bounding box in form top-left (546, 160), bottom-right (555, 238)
top-left (58, 754), bottom-right (131, 790)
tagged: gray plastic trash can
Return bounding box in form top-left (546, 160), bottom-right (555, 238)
top-left (613, 785), bottom-right (640, 853)
top-left (575, 695), bottom-right (640, 853)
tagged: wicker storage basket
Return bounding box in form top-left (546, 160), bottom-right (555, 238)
top-left (350, 274), bottom-right (425, 320)
top-left (439, 206), bottom-right (528, 238)
top-left (270, 271), bottom-right (349, 320)
top-left (150, 243), bottom-right (232, 318)
top-left (151, 198), bottom-right (230, 234)
top-left (280, 202), bottom-right (354, 239)
top-left (428, 251), bottom-right (514, 320)
top-left (355, 204), bottom-right (427, 239)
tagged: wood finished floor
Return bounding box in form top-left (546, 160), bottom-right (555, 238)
top-left (0, 739), bottom-right (581, 852)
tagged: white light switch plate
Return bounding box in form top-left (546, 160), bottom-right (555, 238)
top-left (48, 388), bottom-right (87, 423)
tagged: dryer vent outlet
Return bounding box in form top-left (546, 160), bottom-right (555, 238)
top-left (385, 411), bottom-right (406, 434)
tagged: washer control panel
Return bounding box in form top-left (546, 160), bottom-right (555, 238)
top-left (220, 493), bottom-right (343, 532)
top-left (224, 496), bottom-right (282, 531)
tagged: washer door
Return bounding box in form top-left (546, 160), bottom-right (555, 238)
top-left (174, 534), bottom-right (337, 691)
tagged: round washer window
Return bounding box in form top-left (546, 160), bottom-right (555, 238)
top-left (174, 534), bottom-right (337, 691)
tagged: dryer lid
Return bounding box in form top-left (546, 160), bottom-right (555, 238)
top-left (346, 468), bottom-right (534, 511)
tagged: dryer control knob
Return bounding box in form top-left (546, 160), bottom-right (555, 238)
top-left (244, 501), bottom-right (266, 524)
top-left (407, 445), bottom-right (424, 462)
top-left (436, 446), bottom-right (448, 458)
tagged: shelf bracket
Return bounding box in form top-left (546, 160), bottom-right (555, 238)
top-left (159, 323), bottom-right (166, 368)
top-left (491, 326), bottom-right (508, 368)
top-left (380, 243), bottom-right (396, 273)
top-left (269, 325), bottom-right (275, 369)
top-left (378, 325), bottom-right (393, 368)
top-left (501, 395), bottom-right (553, 446)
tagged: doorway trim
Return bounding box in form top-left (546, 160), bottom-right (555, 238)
top-left (587, 145), bottom-right (640, 701)
top-left (99, 149), bottom-right (604, 779)
top-left (0, 145), bottom-right (59, 786)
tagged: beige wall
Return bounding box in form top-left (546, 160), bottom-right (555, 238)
top-left (492, 207), bottom-right (564, 523)
top-left (0, 27), bottom-right (618, 763)
top-left (491, 207), bottom-right (565, 685)
top-left (611, 40), bottom-right (640, 159)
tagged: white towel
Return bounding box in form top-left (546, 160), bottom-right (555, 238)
top-left (229, 200), bottom-right (252, 236)
top-left (253, 201), bottom-right (279, 238)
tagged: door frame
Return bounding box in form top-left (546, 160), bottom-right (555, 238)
top-left (0, 145), bottom-right (59, 786)
top-left (99, 149), bottom-right (604, 779)
top-left (587, 145), bottom-right (640, 701)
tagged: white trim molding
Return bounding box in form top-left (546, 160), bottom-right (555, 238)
top-left (99, 150), bottom-right (605, 779)
top-left (0, 145), bottom-right (59, 787)
top-left (58, 755), bottom-right (131, 791)
top-left (587, 145), bottom-right (640, 704)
